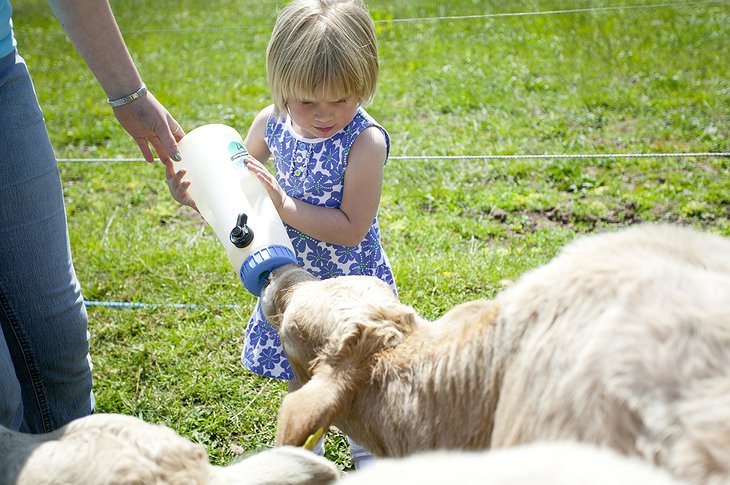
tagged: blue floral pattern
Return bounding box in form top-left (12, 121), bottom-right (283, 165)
top-left (242, 107), bottom-right (397, 380)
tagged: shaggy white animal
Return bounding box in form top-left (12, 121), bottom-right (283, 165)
top-left (261, 224), bottom-right (730, 485)
top-left (0, 413), bottom-right (339, 485)
top-left (338, 441), bottom-right (685, 485)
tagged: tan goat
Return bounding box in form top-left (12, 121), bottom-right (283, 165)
top-left (261, 223), bottom-right (730, 485)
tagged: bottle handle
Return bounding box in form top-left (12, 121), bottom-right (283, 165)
top-left (229, 212), bottom-right (254, 248)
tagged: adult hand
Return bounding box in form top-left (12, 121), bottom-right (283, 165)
top-left (113, 92), bottom-right (185, 164)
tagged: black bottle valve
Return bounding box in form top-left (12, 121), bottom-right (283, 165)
top-left (229, 212), bottom-right (254, 248)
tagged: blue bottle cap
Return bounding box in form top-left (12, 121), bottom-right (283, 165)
top-left (240, 245), bottom-right (298, 296)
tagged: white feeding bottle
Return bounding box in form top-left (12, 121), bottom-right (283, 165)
top-left (175, 124), bottom-right (297, 296)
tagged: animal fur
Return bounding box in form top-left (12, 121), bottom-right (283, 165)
top-left (261, 224), bottom-right (730, 485)
top-left (338, 441), bottom-right (684, 485)
top-left (0, 413), bottom-right (339, 485)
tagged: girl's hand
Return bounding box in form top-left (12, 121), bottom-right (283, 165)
top-left (245, 156), bottom-right (288, 211)
top-left (164, 161), bottom-right (199, 211)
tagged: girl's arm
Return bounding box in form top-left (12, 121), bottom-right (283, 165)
top-left (48, 0), bottom-right (182, 162)
top-left (247, 126), bottom-right (387, 247)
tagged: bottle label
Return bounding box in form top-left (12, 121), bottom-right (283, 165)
top-left (228, 141), bottom-right (249, 169)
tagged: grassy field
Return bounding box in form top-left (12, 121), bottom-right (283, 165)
top-left (14, 0), bottom-right (729, 468)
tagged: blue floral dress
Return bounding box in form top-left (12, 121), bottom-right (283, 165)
top-left (242, 107), bottom-right (397, 380)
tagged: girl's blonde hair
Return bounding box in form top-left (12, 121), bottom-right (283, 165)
top-left (267, 0), bottom-right (379, 117)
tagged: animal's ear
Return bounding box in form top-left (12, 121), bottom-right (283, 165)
top-left (275, 363), bottom-right (351, 447)
top-left (324, 300), bottom-right (418, 366)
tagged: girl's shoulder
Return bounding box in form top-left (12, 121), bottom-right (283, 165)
top-left (351, 107), bottom-right (390, 160)
top-left (250, 104), bottom-right (276, 131)
top-left (255, 104), bottom-right (276, 123)
top-left (247, 104), bottom-right (277, 141)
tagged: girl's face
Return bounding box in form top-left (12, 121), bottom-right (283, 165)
top-left (286, 92), bottom-right (360, 139)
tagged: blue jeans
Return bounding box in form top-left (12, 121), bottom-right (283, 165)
top-left (0, 50), bottom-right (94, 433)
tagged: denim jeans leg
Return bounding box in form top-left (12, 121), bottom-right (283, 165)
top-left (0, 329), bottom-right (23, 430)
top-left (0, 50), bottom-right (94, 433)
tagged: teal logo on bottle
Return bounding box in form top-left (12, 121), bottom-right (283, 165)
top-left (228, 141), bottom-right (249, 169)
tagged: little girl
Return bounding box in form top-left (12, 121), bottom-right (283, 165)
top-left (167, 0), bottom-right (396, 469)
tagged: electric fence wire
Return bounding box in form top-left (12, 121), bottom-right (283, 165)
top-left (382, 0), bottom-right (728, 23)
top-left (57, 152), bottom-right (730, 163)
top-left (16, 0), bottom-right (727, 36)
top-left (84, 300), bottom-right (241, 310)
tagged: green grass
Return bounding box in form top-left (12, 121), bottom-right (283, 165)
top-left (13, 0), bottom-right (729, 469)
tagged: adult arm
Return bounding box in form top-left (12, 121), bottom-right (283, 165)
top-left (48, 0), bottom-right (183, 162)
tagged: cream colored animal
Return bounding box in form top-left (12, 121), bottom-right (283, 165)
top-left (339, 441), bottom-right (685, 485)
top-left (0, 413), bottom-right (339, 485)
top-left (261, 224), bottom-right (730, 485)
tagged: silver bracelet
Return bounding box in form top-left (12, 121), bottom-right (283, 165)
top-left (107, 84), bottom-right (147, 108)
